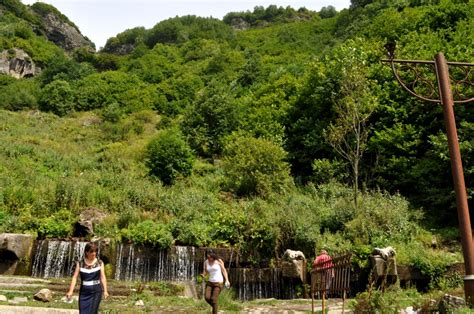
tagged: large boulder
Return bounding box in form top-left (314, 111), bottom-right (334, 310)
top-left (0, 48), bottom-right (40, 78)
top-left (282, 249), bottom-right (306, 282)
top-left (0, 233), bottom-right (34, 275)
top-left (282, 260), bottom-right (306, 282)
top-left (74, 208), bottom-right (107, 237)
top-left (34, 289), bottom-right (53, 302)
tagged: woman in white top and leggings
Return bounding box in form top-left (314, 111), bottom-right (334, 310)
top-left (201, 249), bottom-right (230, 314)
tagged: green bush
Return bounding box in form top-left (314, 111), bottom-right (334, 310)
top-left (34, 210), bottom-right (74, 238)
top-left (145, 128), bottom-right (195, 185)
top-left (222, 135), bottom-right (293, 197)
top-left (123, 220), bottom-right (173, 248)
top-left (36, 217), bottom-right (73, 238)
top-left (0, 77), bottom-right (40, 111)
top-left (345, 192), bottom-right (422, 245)
top-left (39, 79), bottom-right (74, 116)
top-left (170, 218), bottom-right (212, 247)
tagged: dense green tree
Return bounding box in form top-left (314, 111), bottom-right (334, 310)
top-left (222, 135), bottom-right (293, 197)
top-left (181, 80), bottom-right (242, 157)
top-left (103, 26), bottom-right (146, 53)
top-left (0, 76), bottom-right (40, 110)
top-left (319, 6), bottom-right (337, 18)
top-left (145, 15), bottom-right (234, 47)
top-left (74, 71), bottom-right (159, 112)
top-left (145, 128), bottom-right (195, 185)
top-left (39, 53), bottom-right (96, 85)
top-left (39, 79), bottom-right (74, 116)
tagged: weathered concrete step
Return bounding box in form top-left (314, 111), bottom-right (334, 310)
top-left (0, 305), bottom-right (78, 313)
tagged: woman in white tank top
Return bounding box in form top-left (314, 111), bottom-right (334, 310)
top-left (201, 249), bottom-right (230, 314)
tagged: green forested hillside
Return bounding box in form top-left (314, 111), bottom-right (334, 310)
top-left (0, 0), bottom-right (472, 279)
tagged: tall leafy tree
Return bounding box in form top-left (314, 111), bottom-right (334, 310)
top-left (325, 42), bottom-right (378, 206)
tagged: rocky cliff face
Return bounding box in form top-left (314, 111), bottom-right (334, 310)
top-left (227, 17), bottom-right (251, 31)
top-left (36, 11), bottom-right (95, 52)
top-left (0, 48), bottom-right (40, 79)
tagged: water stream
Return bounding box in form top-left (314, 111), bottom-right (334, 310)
top-left (32, 240), bottom-right (87, 278)
top-left (31, 240), bottom-right (296, 300)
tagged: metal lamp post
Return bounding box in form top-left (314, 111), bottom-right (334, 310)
top-left (382, 45), bottom-right (474, 306)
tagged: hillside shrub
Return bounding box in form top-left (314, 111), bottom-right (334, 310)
top-left (39, 79), bottom-right (74, 116)
top-left (222, 135), bottom-right (293, 197)
top-left (0, 77), bottom-right (40, 111)
top-left (35, 209), bottom-right (74, 238)
top-left (123, 220), bottom-right (173, 248)
top-left (145, 128), bottom-right (194, 185)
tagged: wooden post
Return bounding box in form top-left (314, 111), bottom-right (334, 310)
top-left (342, 290), bottom-right (346, 313)
top-left (322, 291), bottom-right (326, 313)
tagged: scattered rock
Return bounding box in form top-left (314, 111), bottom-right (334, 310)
top-left (400, 306), bottom-right (417, 314)
top-left (438, 294), bottom-right (465, 312)
top-left (81, 116), bottom-right (102, 127)
top-left (34, 288), bottom-right (53, 302)
top-left (0, 49), bottom-right (40, 79)
top-left (9, 296), bottom-right (28, 304)
top-left (135, 299), bottom-right (145, 306)
top-left (102, 42), bottom-right (135, 55)
top-left (0, 295), bottom-right (7, 302)
top-left (60, 296), bottom-right (78, 303)
top-left (0, 233), bottom-right (34, 259)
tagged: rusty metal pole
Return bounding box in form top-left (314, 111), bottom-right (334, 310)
top-left (435, 52), bottom-right (474, 306)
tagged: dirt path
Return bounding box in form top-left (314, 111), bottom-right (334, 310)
top-left (240, 299), bottom-right (352, 314)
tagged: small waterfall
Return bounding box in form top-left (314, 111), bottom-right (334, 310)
top-left (31, 240), bottom-right (295, 301)
top-left (31, 240), bottom-right (88, 278)
top-left (114, 244), bottom-right (198, 282)
top-left (228, 267), bottom-right (295, 301)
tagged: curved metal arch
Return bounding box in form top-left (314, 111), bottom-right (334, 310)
top-left (383, 58), bottom-right (474, 104)
top-left (389, 61), bottom-right (440, 103)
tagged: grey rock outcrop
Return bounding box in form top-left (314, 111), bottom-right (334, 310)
top-left (227, 17), bottom-right (251, 30)
top-left (36, 11), bottom-right (94, 51)
top-left (74, 208), bottom-right (107, 237)
top-left (0, 233), bottom-right (34, 275)
top-left (0, 233), bottom-right (34, 260)
top-left (0, 49), bottom-right (40, 78)
top-left (34, 288), bottom-right (53, 302)
top-left (102, 43), bottom-right (135, 55)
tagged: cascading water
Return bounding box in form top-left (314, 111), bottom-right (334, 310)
top-left (229, 268), bottom-right (287, 301)
top-left (114, 244), bottom-right (198, 282)
top-left (30, 240), bottom-right (296, 300)
top-left (32, 240), bottom-right (87, 278)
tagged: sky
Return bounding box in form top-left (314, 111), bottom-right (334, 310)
top-left (21, 0), bottom-right (350, 49)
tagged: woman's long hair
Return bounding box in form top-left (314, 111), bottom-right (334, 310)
top-left (206, 249), bottom-right (219, 261)
top-left (84, 242), bottom-right (98, 254)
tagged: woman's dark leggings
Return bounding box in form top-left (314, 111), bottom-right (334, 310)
top-left (205, 282), bottom-right (223, 314)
